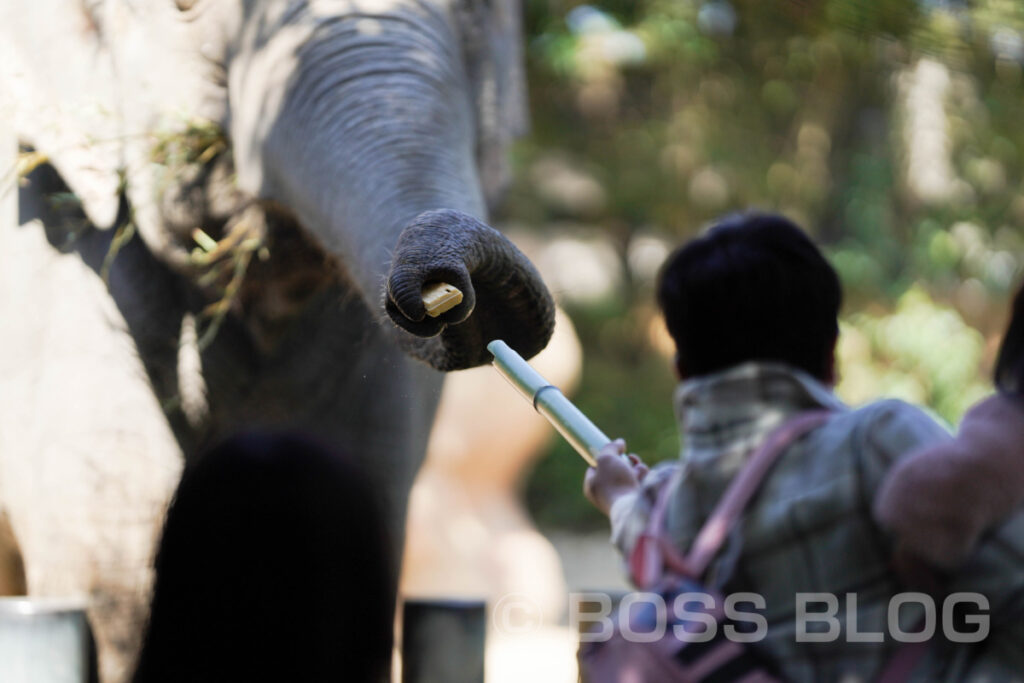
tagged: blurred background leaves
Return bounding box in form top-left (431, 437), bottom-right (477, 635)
top-left (503, 0), bottom-right (1023, 529)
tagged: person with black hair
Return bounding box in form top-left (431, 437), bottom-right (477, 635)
top-left (584, 212), bottom-right (1023, 680)
top-left (875, 283), bottom-right (1024, 569)
top-left (132, 432), bottom-right (394, 683)
top-left (995, 282), bottom-right (1024, 394)
top-left (656, 211), bottom-right (842, 382)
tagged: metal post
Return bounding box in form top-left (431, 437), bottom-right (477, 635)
top-left (0, 598), bottom-right (97, 683)
top-left (401, 598), bottom-right (486, 683)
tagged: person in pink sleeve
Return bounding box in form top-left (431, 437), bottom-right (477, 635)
top-left (874, 284), bottom-right (1024, 570)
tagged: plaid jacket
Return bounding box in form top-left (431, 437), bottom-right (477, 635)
top-left (608, 362), bottom-right (1024, 682)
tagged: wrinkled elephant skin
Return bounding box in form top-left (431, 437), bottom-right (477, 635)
top-left (0, 1), bottom-right (555, 680)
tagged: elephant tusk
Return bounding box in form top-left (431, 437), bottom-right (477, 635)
top-left (422, 282), bottom-right (463, 317)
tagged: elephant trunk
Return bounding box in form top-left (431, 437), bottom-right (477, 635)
top-left (228, 2), bottom-right (553, 370)
top-left (385, 209), bottom-right (555, 370)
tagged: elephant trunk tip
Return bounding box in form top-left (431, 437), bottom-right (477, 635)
top-left (385, 207), bottom-right (556, 372)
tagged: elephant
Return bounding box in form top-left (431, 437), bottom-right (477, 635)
top-left (0, 1), bottom-right (555, 680)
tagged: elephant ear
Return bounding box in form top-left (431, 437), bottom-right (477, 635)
top-left (455, 0), bottom-right (529, 209)
top-left (0, 0), bottom-right (123, 228)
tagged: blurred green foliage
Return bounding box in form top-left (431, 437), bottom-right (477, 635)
top-left (507, 0), bottom-right (1024, 530)
top-left (837, 286), bottom-right (990, 421)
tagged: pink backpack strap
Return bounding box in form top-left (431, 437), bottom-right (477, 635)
top-left (629, 466), bottom-right (685, 588)
top-left (630, 411), bottom-right (831, 588)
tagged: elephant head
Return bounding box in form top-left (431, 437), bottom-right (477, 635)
top-left (1, 5), bottom-right (557, 680)
top-left (1, 0), bottom-right (555, 370)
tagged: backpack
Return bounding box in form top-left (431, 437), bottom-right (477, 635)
top-left (578, 410), bottom-right (931, 683)
top-left (578, 412), bottom-right (825, 683)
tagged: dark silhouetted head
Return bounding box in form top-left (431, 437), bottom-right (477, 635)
top-left (657, 212), bottom-right (842, 382)
top-left (133, 432), bottom-right (393, 683)
top-left (995, 282), bottom-right (1024, 396)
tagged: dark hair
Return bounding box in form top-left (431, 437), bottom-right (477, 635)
top-left (657, 212), bottom-right (842, 380)
top-left (133, 432), bottom-right (393, 683)
top-left (995, 282), bottom-right (1024, 395)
